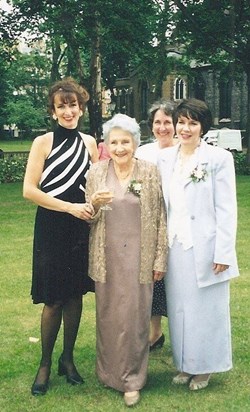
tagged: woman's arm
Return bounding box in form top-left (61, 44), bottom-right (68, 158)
top-left (154, 185), bottom-right (168, 273)
top-left (85, 162), bottom-right (111, 221)
top-left (213, 151), bottom-right (237, 266)
top-left (85, 163), bottom-right (102, 221)
top-left (150, 167), bottom-right (168, 274)
top-left (23, 134), bottom-right (93, 220)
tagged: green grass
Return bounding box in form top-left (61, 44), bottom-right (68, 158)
top-left (0, 178), bottom-right (249, 412)
top-left (0, 140), bottom-right (32, 152)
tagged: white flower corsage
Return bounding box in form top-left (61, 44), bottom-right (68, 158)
top-left (190, 165), bottom-right (207, 182)
top-left (127, 179), bottom-right (142, 197)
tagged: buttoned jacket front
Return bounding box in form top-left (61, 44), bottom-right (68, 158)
top-left (158, 140), bottom-right (239, 287)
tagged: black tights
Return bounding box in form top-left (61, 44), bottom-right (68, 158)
top-left (34, 296), bottom-right (82, 385)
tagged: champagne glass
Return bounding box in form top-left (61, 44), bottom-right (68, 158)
top-left (100, 186), bottom-right (114, 211)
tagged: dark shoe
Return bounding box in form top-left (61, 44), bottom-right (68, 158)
top-left (58, 355), bottom-right (84, 385)
top-left (31, 380), bottom-right (49, 396)
top-left (31, 365), bottom-right (50, 396)
top-left (150, 334), bottom-right (165, 352)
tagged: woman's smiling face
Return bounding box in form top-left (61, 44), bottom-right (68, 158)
top-left (107, 128), bottom-right (136, 166)
top-left (152, 109), bottom-right (175, 148)
top-left (175, 115), bottom-right (202, 149)
top-left (53, 93), bottom-right (82, 129)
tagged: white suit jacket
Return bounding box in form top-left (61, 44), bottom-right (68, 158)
top-left (158, 140), bottom-right (239, 287)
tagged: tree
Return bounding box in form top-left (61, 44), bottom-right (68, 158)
top-left (0, 6), bottom-right (20, 130)
top-left (7, 0), bottom-right (160, 138)
top-left (148, 0), bottom-right (176, 99)
top-left (173, 0), bottom-right (250, 163)
top-left (88, 10), bottom-right (102, 140)
top-left (0, 47), bottom-right (51, 134)
top-left (0, 0), bottom-right (180, 136)
top-left (8, 0), bottom-right (98, 134)
top-left (5, 99), bottom-right (47, 136)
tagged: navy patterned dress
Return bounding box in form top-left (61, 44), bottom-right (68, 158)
top-left (31, 125), bottom-right (94, 304)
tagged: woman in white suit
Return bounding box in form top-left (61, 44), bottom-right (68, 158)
top-left (158, 98), bottom-right (239, 390)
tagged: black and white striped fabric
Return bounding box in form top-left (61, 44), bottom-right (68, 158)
top-left (40, 125), bottom-right (90, 202)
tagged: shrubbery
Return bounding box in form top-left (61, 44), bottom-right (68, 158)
top-left (231, 152), bottom-right (250, 175)
top-left (0, 152), bottom-right (249, 184)
top-left (0, 157), bottom-right (27, 183)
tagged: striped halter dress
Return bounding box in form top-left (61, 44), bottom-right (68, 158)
top-left (31, 125), bottom-right (94, 304)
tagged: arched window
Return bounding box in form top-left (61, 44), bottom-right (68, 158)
top-left (174, 78), bottom-right (186, 100)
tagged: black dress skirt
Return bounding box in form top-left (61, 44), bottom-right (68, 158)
top-left (151, 279), bottom-right (167, 317)
top-left (31, 125), bottom-right (94, 304)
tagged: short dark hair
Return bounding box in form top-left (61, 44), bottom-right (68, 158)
top-left (148, 98), bottom-right (176, 129)
top-left (48, 77), bottom-right (89, 115)
top-left (173, 98), bottom-right (212, 135)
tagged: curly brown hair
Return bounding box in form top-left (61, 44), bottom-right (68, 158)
top-left (48, 77), bottom-right (89, 115)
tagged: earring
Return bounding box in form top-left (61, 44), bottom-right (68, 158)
top-left (52, 114), bottom-right (57, 121)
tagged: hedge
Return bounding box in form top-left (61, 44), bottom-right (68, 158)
top-left (0, 151), bottom-right (249, 184)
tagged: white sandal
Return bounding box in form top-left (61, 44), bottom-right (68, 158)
top-left (172, 372), bottom-right (194, 384)
top-left (189, 374), bottom-right (211, 391)
top-left (124, 391), bottom-right (140, 407)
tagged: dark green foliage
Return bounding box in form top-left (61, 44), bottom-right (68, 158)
top-left (0, 156), bottom-right (28, 183)
top-left (0, 150), bottom-right (249, 185)
top-left (173, 0), bottom-right (250, 162)
top-left (232, 152), bottom-right (250, 175)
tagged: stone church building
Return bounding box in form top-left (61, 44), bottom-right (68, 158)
top-left (114, 63), bottom-right (247, 142)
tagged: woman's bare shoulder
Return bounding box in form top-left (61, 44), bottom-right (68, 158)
top-left (30, 132), bottom-right (53, 158)
top-left (33, 131), bottom-right (53, 144)
top-left (79, 132), bottom-right (96, 144)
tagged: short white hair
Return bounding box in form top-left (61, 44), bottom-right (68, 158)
top-left (102, 113), bottom-right (141, 147)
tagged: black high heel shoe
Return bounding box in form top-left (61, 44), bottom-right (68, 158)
top-left (150, 334), bottom-right (165, 352)
top-left (58, 355), bottom-right (84, 385)
top-left (31, 365), bottom-right (50, 396)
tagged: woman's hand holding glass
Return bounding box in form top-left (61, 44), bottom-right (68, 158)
top-left (91, 187), bottom-right (114, 211)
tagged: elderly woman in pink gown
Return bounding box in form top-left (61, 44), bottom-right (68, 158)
top-left (86, 113), bottom-right (167, 407)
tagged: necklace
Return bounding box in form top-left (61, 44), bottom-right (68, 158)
top-left (115, 169), bottom-right (132, 180)
top-left (114, 160), bottom-right (135, 181)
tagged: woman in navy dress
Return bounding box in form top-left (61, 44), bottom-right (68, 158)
top-left (23, 77), bottom-right (98, 395)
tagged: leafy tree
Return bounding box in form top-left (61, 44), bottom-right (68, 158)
top-left (0, 46), bottom-right (51, 134)
top-left (0, 7), bottom-right (19, 130)
top-left (8, 0), bottom-right (160, 138)
top-left (173, 0), bottom-right (250, 163)
top-left (5, 98), bottom-right (47, 136)
top-left (146, 0), bottom-right (176, 99)
top-left (8, 51), bottom-right (50, 107)
top-left (0, 54), bottom-right (10, 129)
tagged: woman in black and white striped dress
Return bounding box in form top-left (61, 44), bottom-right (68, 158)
top-left (23, 77), bottom-right (98, 396)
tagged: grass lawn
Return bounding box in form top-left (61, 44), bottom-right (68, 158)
top-left (0, 140), bottom-right (33, 152)
top-left (0, 177), bottom-right (249, 412)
